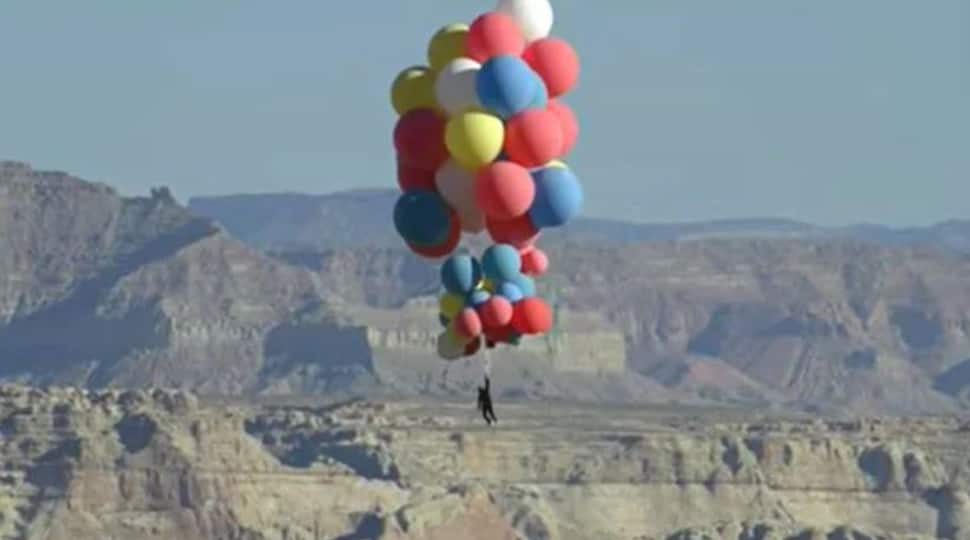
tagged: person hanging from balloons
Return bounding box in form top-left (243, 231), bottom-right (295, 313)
top-left (389, 0), bottom-right (582, 423)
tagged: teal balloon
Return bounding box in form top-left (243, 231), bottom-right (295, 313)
top-left (438, 313), bottom-right (450, 327)
top-left (476, 55), bottom-right (539, 119)
top-left (505, 332), bottom-right (523, 345)
top-left (528, 166), bottom-right (583, 228)
top-left (394, 190), bottom-right (452, 246)
top-left (482, 244), bottom-right (522, 282)
top-left (440, 254), bottom-right (482, 295)
top-left (509, 274), bottom-right (536, 297)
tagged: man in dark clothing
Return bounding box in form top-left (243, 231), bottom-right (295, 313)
top-left (477, 376), bottom-right (497, 425)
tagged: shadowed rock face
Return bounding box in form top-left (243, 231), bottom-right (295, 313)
top-left (1, 386), bottom-right (968, 540)
top-left (2, 161), bottom-right (970, 414)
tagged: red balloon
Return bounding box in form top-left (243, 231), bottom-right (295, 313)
top-left (408, 212), bottom-right (460, 258)
top-left (475, 161), bottom-right (536, 220)
top-left (484, 323), bottom-right (514, 344)
top-left (393, 109), bottom-right (448, 170)
top-left (454, 308), bottom-right (484, 340)
top-left (478, 296), bottom-right (514, 329)
top-left (486, 214), bottom-right (539, 249)
top-left (547, 99), bottom-right (578, 156)
top-left (464, 336), bottom-right (483, 356)
top-left (503, 109), bottom-right (564, 168)
top-left (521, 247), bottom-right (549, 276)
top-left (397, 157), bottom-right (437, 192)
top-left (466, 12), bottom-right (526, 63)
top-left (522, 38), bottom-right (579, 98)
top-left (511, 297), bottom-right (553, 335)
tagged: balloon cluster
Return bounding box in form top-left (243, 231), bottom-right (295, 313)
top-left (389, 0), bottom-right (582, 359)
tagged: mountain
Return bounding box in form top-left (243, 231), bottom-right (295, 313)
top-left (3, 161), bottom-right (970, 414)
top-left (188, 190), bottom-right (970, 254)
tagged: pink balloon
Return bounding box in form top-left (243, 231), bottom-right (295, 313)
top-left (478, 296), bottom-right (514, 329)
top-left (521, 247), bottom-right (549, 276)
top-left (547, 99), bottom-right (578, 156)
top-left (522, 38), bottom-right (580, 98)
top-left (466, 12), bottom-right (526, 63)
top-left (503, 109), bottom-right (564, 168)
top-left (511, 297), bottom-right (553, 335)
top-left (454, 308), bottom-right (484, 339)
top-left (474, 161), bottom-right (536, 220)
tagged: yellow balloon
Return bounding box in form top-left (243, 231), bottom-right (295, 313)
top-left (445, 110), bottom-right (505, 171)
top-left (428, 24), bottom-right (469, 71)
top-left (479, 278), bottom-right (495, 292)
top-left (546, 159), bottom-right (568, 169)
top-left (391, 66), bottom-right (437, 115)
top-left (439, 292), bottom-right (464, 319)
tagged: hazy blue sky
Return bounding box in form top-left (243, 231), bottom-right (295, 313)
top-left (0, 1), bottom-right (966, 225)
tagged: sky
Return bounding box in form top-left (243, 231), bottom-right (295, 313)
top-left (0, 1), bottom-right (967, 226)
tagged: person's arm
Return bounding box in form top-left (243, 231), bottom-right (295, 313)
top-left (484, 377), bottom-right (490, 391)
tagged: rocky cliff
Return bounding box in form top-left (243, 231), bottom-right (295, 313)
top-left (1, 385), bottom-right (967, 540)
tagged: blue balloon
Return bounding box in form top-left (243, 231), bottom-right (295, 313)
top-left (476, 56), bottom-right (539, 119)
top-left (467, 289), bottom-right (491, 307)
top-left (509, 274), bottom-right (536, 297)
top-left (394, 190), bottom-right (452, 247)
top-left (440, 255), bottom-right (482, 295)
top-left (482, 244), bottom-right (521, 282)
top-left (529, 77), bottom-right (548, 109)
top-left (528, 166), bottom-right (583, 228)
top-left (495, 281), bottom-right (524, 303)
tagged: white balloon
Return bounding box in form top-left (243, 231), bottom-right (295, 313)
top-left (437, 331), bottom-right (465, 360)
top-left (435, 159), bottom-right (477, 214)
top-left (457, 205), bottom-right (486, 234)
top-left (434, 58), bottom-right (481, 116)
top-left (495, 0), bottom-right (554, 42)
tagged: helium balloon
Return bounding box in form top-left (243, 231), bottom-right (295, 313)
top-left (440, 254), bottom-right (482, 295)
top-left (481, 278), bottom-right (496, 292)
top-left (495, 0), bottom-right (554, 42)
top-left (482, 244), bottom-right (522, 282)
top-left (521, 247), bottom-right (549, 276)
top-left (495, 281), bottom-right (525, 303)
top-left (457, 205), bottom-right (486, 233)
top-left (439, 292), bottom-right (465, 318)
top-left (394, 109), bottom-right (448, 170)
top-left (394, 190), bottom-right (453, 246)
top-left (522, 38), bottom-right (579, 98)
top-left (407, 213), bottom-right (461, 258)
top-left (454, 307), bottom-right (484, 339)
top-left (445, 110), bottom-right (505, 171)
top-left (529, 77), bottom-right (549, 109)
top-left (505, 332), bottom-right (523, 345)
top-left (397, 157), bottom-right (437, 192)
top-left (528, 165), bottom-right (583, 228)
top-left (435, 159), bottom-right (476, 214)
top-left (464, 336), bottom-right (483, 356)
top-left (546, 99), bottom-right (578, 156)
top-left (391, 66), bottom-right (437, 114)
top-left (503, 108), bottom-right (563, 168)
top-left (545, 159), bottom-right (567, 169)
top-left (485, 214), bottom-right (539, 248)
top-left (437, 331), bottom-right (465, 360)
top-left (434, 58), bottom-right (481, 115)
top-left (467, 289), bottom-right (491, 307)
top-left (509, 273), bottom-right (536, 296)
top-left (466, 12), bottom-right (526, 63)
top-left (484, 323), bottom-right (514, 344)
top-left (478, 296), bottom-right (514, 328)
top-left (438, 313), bottom-right (450, 327)
top-left (476, 55), bottom-right (539, 119)
top-left (428, 24), bottom-right (469, 71)
top-left (474, 161), bottom-right (536, 220)
top-left (511, 297), bottom-right (552, 334)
